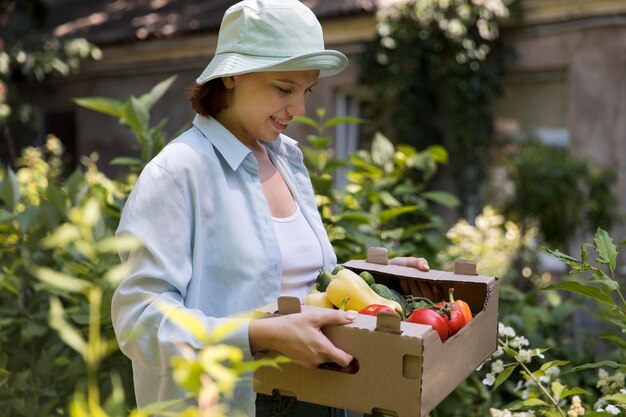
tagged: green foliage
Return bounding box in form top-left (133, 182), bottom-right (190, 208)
top-left (503, 140), bottom-right (621, 249)
top-left (296, 110), bottom-right (459, 263)
top-left (74, 75), bottom-right (182, 174)
top-left (360, 0), bottom-right (518, 215)
top-left (0, 137), bottom-right (132, 416)
top-left (474, 228), bottom-right (626, 416)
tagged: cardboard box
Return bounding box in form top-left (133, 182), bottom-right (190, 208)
top-left (254, 250), bottom-right (500, 417)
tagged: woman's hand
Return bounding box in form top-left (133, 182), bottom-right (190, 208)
top-left (390, 256), bottom-right (444, 301)
top-left (249, 309), bottom-right (356, 368)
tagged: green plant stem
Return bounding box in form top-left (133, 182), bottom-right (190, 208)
top-left (87, 287), bottom-right (102, 409)
top-left (499, 340), bottom-right (565, 416)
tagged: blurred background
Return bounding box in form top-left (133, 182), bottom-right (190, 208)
top-left (1, 1), bottom-right (625, 416)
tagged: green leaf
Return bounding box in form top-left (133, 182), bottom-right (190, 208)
top-left (539, 360), bottom-right (570, 372)
top-left (564, 360), bottom-right (625, 374)
top-left (379, 205), bottom-right (417, 224)
top-left (307, 136), bottom-right (332, 149)
top-left (323, 116), bottom-right (366, 129)
top-left (16, 205), bottom-right (38, 232)
top-left (32, 266), bottom-right (92, 293)
top-left (379, 191), bottom-right (401, 208)
top-left (593, 228), bottom-right (617, 273)
top-left (293, 115), bottom-right (318, 129)
top-left (1, 166), bottom-right (19, 211)
top-left (73, 96), bottom-right (124, 117)
top-left (121, 96), bottom-right (149, 132)
top-left (155, 301), bottom-right (209, 344)
top-left (560, 387), bottom-right (589, 398)
top-left (427, 145), bottom-right (449, 164)
top-left (541, 281), bottom-right (615, 307)
top-left (48, 296), bottom-right (86, 356)
top-left (46, 183), bottom-right (67, 216)
top-left (110, 156), bottom-right (143, 166)
top-left (139, 75), bottom-right (177, 110)
top-left (542, 246), bottom-right (580, 268)
top-left (421, 191), bottom-right (460, 207)
top-left (371, 132), bottom-right (395, 167)
top-left (605, 393), bottom-right (626, 404)
top-left (551, 381), bottom-right (565, 398)
top-left (492, 363), bottom-right (517, 391)
top-left (340, 211), bottom-right (375, 225)
top-left (522, 398), bottom-right (548, 407)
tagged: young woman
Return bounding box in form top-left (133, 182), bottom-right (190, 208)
top-left (111, 1), bottom-right (430, 416)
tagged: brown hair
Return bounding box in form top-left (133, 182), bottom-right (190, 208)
top-left (187, 78), bottom-right (229, 118)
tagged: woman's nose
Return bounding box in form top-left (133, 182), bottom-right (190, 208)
top-left (287, 94), bottom-right (307, 116)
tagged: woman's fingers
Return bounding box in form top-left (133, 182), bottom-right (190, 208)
top-left (390, 256), bottom-right (430, 271)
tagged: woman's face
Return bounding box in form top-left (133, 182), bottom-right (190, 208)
top-left (217, 70), bottom-right (320, 146)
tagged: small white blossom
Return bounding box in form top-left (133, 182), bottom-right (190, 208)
top-left (516, 349), bottom-right (532, 363)
top-left (510, 336), bottom-right (529, 348)
top-left (483, 373), bottom-right (496, 386)
top-left (499, 323), bottom-right (516, 338)
top-left (491, 359), bottom-right (504, 373)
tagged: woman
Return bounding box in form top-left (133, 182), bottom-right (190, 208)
top-left (111, 1), bottom-right (430, 416)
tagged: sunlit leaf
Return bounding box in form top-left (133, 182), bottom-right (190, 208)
top-left (1, 167), bottom-right (19, 211)
top-left (551, 381), bottom-right (565, 398)
top-left (371, 132), bottom-right (395, 167)
top-left (110, 157), bottom-right (143, 166)
top-left (522, 398), bottom-right (549, 407)
top-left (49, 296), bottom-right (86, 356)
top-left (96, 235), bottom-right (142, 253)
top-left (33, 266), bottom-right (92, 293)
top-left (156, 301), bottom-right (209, 344)
top-left (379, 205), bottom-right (417, 224)
top-left (293, 115), bottom-right (318, 129)
top-left (122, 96), bottom-right (149, 132)
top-left (209, 319), bottom-right (245, 344)
top-left (41, 223), bottom-right (81, 248)
top-left (561, 387), bottom-right (589, 398)
top-left (427, 145), bottom-right (449, 164)
top-left (73, 96), bottom-right (124, 117)
top-left (593, 228), bottom-right (617, 273)
top-left (139, 75), bottom-right (177, 110)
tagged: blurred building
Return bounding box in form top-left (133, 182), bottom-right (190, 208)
top-left (28, 0), bottom-right (626, 240)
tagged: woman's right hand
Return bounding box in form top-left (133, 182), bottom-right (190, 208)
top-left (249, 309), bottom-right (356, 368)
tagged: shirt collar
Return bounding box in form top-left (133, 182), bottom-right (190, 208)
top-left (192, 114), bottom-right (304, 170)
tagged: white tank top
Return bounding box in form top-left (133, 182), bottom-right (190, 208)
top-left (272, 203), bottom-right (323, 301)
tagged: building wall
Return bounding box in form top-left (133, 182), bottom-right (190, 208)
top-left (494, 13), bottom-right (626, 254)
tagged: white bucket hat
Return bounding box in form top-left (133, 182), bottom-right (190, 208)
top-left (196, 0), bottom-right (348, 84)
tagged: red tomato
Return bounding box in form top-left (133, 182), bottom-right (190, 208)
top-left (407, 308), bottom-right (449, 342)
top-left (359, 304), bottom-right (396, 316)
top-left (438, 305), bottom-right (466, 336)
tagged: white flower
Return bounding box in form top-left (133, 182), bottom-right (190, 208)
top-left (606, 405), bottom-right (620, 415)
top-left (510, 336), bottom-right (529, 348)
top-left (491, 359), bottom-right (504, 373)
top-left (499, 323), bottom-right (516, 338)
top-left (483, 373), bottom-right (496, 386)
top-left (516, 349), bottom-right (532, 363)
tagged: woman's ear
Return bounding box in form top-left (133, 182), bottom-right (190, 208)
top-left (221, 76), bottom-right (235, 89)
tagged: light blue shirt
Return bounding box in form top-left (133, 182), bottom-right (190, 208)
top-left (111, 114), bottom-right (337, 416)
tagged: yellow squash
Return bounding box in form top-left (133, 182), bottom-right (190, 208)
top-left (325, 268), bottom-right (403, 314)
top-left (302, 283), bottom-right (334, 309)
